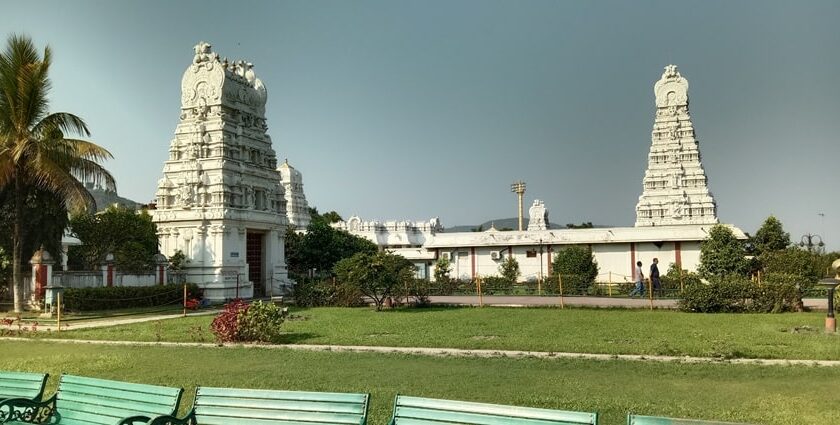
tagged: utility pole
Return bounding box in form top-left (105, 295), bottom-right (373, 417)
top-left (511, 180), bottom-right (526, 231)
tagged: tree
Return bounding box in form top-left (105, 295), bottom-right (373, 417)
top-left (498, 255), bottom-right (520, 284)
top-left (566, 222), bottom-right (594, 229)
top-left (752, 216), bottom-right (790, 256)
top-left (0, 185), bottom-right (68, 267)
top-left (334, 251), bottom-right (415, 311)
top-left (0, 35), bottom-right (114, 312)
top-left (69, 205), bottom-right (157, 272)
top-left (285, 219), bottom-right (377, 278)
top-left (433, 255), bottom-right (451, 283)
top-left (760, 247), bottom-right (823, 287)
top-left (698, 225), bottom-right (747, 279)
top-left (551, 245), bottom-right (598, 294)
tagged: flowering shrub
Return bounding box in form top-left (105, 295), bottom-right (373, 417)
top-left (210, 299), bottom-right (287, 343)
top-left (184, 298), bottom-right (201, 310)
top-left (0, 316), bottom-right (39, 336)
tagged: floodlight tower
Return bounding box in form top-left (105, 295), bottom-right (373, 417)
top-left (511, 180), bottom-right (526, 231)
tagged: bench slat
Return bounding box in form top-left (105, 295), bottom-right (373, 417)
top-left (628, 415), bottom-right (751, 425)
top-left (392, 396), bottom-right (597, 425)
top-left (0, 371), bottom-right (47, 400)
top-left (194, 387), bottom-right (369, 425)
top-left (50, 375), bottom-right (182, 424)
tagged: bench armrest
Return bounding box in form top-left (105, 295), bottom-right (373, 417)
top-left (0, 395), bottom-right (57, 424)
top-left (143, 409), bottom-right (196, 425)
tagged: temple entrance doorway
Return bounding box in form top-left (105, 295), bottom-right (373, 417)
top-left (246, 231), bottom-right (266, 297)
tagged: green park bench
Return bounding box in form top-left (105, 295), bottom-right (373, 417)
top-left (0, 374), bottom-right (183, 425)
top-left (150, 386), bottom-right (370, 424)
top-left (388, 395), bottom-right (599, 425)
top-left (0, 371), bottom-right (49, 422)
top-left (627, 414), bottom-right (751, 424)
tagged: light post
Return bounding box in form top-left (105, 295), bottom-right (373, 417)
top-left (510, 181), bottom-right (526, 231)
top-left (538, 239), bottom-right (544, 294)
top-left (817, 259), bottom-right (840, 333)
top-left (800, 233), bottom-right (825, 254)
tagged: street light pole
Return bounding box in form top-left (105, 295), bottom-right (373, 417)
top-left (511, 181), bottom-right (526, 231)
top-left (800, 233), bottom-right (825, 254)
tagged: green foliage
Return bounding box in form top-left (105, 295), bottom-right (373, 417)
top-left (285, 219), bottom-right (378, 279)
top-left (566, 222), bottom-right (593, 229)
top-left (759, 247), bottom-right (823, 289)
top-left (237, 300), bottom-right (288, 343)
top-left (679, 274), bottom-right (802, 313)
top-left (658, 263), bottom-right (701, 295)
top-left (70, 205), bottom-right (158, 271)
top-left (334, 251), bottom-right (415, 310)
top-left (62, 284), bottom-right (200, 311)
top-left (0, 186), bottom-right (68, 267)
top-left (433, 256), bottom-right (452, 284)
top-left (169, 250), bottom-right (187, 272)
top-left (498, 256), bottom-right (520, 284)
top-left (698, 225), bottom-right (748, 279)
top-left (551, 245), bottom-right (599, 295)
top-left (293, 278), bottom-right (364, 307)
top-left (752, 215), bottom-right (790, 255)
top-left (479, 275), bottom-right (513, 295)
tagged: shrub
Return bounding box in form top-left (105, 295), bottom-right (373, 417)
top-left (210, 299), bottom-right (248, 343)
top-left (752, 273), bottom-right (802, 313)
top-left (62, 284), bottom-right (201, 311)
top-left (434, 256), bottom-right (452, 284)
top-left (334, 251), bottom-right (416, 311)
top-left (698, 225), bottom-right (748, 279)
top-left (293, 278), bottom-right (364, 307)
top-left (679, 275), bottom-right (753, 313)
top-left (759, 248), bottom-right (822, 290)
top-left (480, 275), bottom-right (513, 295)
top-left (237, 301), bottom-right (288, 343)
top-left (551, 246), bottom-right (599, 295)
top-left (498, 256), bottom-right (520, 285)
top-left (210, 299), bottom-right (288, 343)
top-left (660, 263), bottom-right (702, 295)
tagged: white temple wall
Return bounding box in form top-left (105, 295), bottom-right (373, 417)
top-left (591, 244), bottom-right (632, 280)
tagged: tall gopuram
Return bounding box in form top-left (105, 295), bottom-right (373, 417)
top-left (278, 159), bottom-right (311, 231)
top-left (635, 65), bottom-right (718, 227)
top-left (152, 42), bottom-right (290, 300)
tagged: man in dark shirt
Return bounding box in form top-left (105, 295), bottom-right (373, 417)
top-left (650, 258), bottom-right (661, 297)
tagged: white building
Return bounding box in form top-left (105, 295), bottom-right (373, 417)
top-left (278, 159), bottom-right (311, 231)
top-left (152, 42), bottom-right (291, 300)
top-left (332, 65), bottom-right (746, 282)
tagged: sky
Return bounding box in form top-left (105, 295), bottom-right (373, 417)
top-left (1, 0), bottom-right (839, 249)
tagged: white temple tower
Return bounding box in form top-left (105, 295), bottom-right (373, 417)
top-left (152, 42), bottom-right (291, 300)
top-left (635, 65), bottom-right (718, 227)
top-left (278, 159), bottom-right (311, 230)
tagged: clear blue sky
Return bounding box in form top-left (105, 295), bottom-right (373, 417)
top-left (2, 0), bottom-right (839, 249)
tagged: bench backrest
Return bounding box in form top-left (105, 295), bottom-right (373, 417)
top-left (194, 386), bottom-right (370, 425)
top-left (0, 371), bottom-right (48, 401)
top-left (56, 374), bottom-right (182, 425)
top-left (390, 395), bottom-right (598, 425)
top-left (628, 415), bottom-right (751, 425)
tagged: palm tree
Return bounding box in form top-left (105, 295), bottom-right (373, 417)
top-left (0, 34), bottom-right (114, 312)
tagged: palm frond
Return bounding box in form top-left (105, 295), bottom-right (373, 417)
top-left (32, 112), bottom-right (90, 139)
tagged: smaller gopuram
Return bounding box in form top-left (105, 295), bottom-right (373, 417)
top-left (635, 65), bottom-right (718, 227)
top-left (152, 42), bottom-right (290, 300)
top-left (278, 159), bottom-right (311, 230)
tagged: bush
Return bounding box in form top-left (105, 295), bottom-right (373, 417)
top-left (62, 284), bottom-right (201, 311)
top-left (760, 248), bottom-right (823, 290)
top-left (679, 274), bottom-right (803, 313)
top-left (551, 246), bottom-right (598, 295)
top-left (293, 278), bottom-right (364, 307)
top-left (679, 275), bottom-right (753, 313)
top-left (210, 299), bottom-right (288, 343)
top-left (660, 263), bottom-right (702, 296)
top-left (480, 275), bottom-right (513, 295)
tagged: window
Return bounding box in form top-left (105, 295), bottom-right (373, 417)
top-left (526, 250), bottom-right (537, 258)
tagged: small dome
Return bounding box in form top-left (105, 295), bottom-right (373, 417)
top-left (30, 246), bottom-right (53, 264)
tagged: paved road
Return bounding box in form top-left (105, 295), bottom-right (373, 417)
top-left (428, 295), bottom-right (830, 310)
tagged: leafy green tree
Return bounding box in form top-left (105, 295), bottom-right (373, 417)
top-left (285, 219), bottom-right (377, 278)
top-left (698, 225), bottom-right (748, 279)
top-left (433, 255), bottom-right (452, 283)
top-left (551, 245), bottom-right (598, 294)
top-left (334, 251), bottom-right (415, 311)
top-left (566, 222), bottom-right (594, 229)
top-left (0, 185), bottom-right (68, 268)
top-left (498, 255), bottom-right (520, 284)
top-left (760, 247), bottom-right (823, 287)
top-left (69, 205), bottom-right (157, 272)
top-left (0, 35), bottom-right (114, 311)
top-left (752, 216), bottom-right (790, 256)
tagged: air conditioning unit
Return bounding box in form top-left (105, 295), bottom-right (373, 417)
top-left (490, 251), bottom-right (500, 261)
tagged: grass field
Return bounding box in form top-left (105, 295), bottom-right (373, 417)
top-left (53, 306), bottom-right (840, 360)
top-left (2, 340), bottom-right (839, 425)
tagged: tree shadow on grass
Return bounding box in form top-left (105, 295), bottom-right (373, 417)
top-left (277, 332), bottom-right (319, 344)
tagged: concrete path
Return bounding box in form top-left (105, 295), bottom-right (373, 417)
top-left (6, 310), bottom-right (218, 332)
top-left (428, 295), bottom-right (829, 310)
top-left (3, 336), bottom-right (839, 367)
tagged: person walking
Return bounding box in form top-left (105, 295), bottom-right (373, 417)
top-left (650, 258), bottom-right (661, 297)
top-left (629, 261), bottom-right (645, 297)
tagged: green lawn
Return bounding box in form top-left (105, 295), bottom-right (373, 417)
top-left (54, 306), bottom-right (840, 360)
top-left (2, 340), bottom-right (838, 425)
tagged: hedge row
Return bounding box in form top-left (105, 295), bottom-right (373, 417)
top-left (62, 284), bottom-right (201, 311)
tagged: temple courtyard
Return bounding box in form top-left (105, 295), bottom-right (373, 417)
top-left (4, 306), bottom-right (840, 424)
